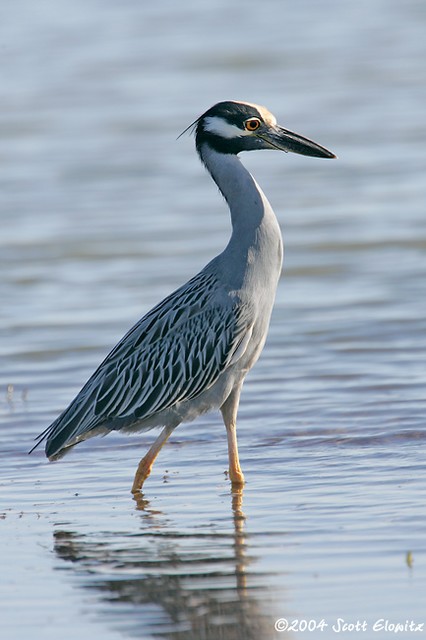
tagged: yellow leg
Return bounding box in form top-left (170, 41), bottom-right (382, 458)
top-left (225, 421), bottom-right (245, 485)
top-left (221, 387), bottom-right (245, 486)
top-left (131, 425), bottom-right (175, 494)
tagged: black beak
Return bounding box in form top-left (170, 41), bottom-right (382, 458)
top-left (259, 125), bottom-right (336, 159)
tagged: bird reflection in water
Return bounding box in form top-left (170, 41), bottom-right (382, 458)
top-left (53, 489), bottom-right (288, 639)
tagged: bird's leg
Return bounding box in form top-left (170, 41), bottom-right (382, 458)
top-left (221, 387), bottom-right (245, 486)
top-left (131, 424), bottom-right (175, 494)
top-left (225, 422), bottom-right (245, 486)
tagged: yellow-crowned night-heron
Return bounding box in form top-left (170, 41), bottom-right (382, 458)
top-left (31, 101), bottom-right (335, 493)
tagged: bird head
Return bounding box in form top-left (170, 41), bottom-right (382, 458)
top-left (188, 100), bottom-right (336, 159)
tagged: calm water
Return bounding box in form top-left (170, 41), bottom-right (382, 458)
top-left (1, 0), bottom-right (426, 638)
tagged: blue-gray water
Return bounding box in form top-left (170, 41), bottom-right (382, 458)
top-left (1, 1), bottom-right (426, 638)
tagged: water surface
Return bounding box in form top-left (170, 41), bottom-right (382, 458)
top-left (1, 0), bottom-right (426, 638)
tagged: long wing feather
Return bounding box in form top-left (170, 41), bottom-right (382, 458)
top-left (33, 269), bottom-right (253, 458)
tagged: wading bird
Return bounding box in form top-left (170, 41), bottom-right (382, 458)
top-left (31, 101), bottom-right (335, 493)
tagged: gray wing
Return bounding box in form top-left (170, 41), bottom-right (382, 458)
top-left (36, 270), bottom-right (253, 458)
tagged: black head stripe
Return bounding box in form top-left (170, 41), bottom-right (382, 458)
top-left (195, 101), bottom-right (266, 154)
top-left (199, 101), bottom-right (264, 129)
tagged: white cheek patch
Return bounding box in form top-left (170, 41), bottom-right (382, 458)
top-left (203, 116), bottom-right (252, 138)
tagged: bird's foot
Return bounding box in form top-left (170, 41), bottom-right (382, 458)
top-left (229, 468), bottom-right (245, 487)
top-left (131, 459), bottom-right (152, 494)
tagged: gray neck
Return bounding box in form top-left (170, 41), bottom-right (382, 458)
top-left (198, 142), bottom-right (283, 298)
top-left (199, 143), bottom-right (282, 266)
top-left (199, 143), bottom-right (270, 236)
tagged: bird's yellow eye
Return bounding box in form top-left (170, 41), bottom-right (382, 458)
top-left (244, 118), bottom-right (261, 132)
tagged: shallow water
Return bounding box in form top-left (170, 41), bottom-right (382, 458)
top-left (2, 0), bottom-right (426, 638)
